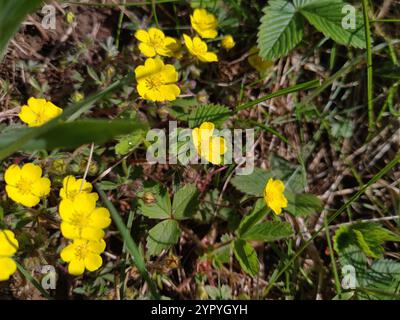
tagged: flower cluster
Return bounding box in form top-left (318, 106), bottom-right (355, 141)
top-left (59, 176), bottom-right (111, 276)
top-left (134, 8), bottom-right (235, 102)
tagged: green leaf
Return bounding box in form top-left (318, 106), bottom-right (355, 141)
top-left (0, 0), bottom-right (43, 59)
top-left (146, 219), bottom-right (181, 257)
top-left (231, 168), bottom-right (272, 197)
top-left (96, 186), bottom-right (160, 298)
top-left (285, 192), bottom-right (323, 216)
top-left (139, 187), bottom-right (172, 219)
top-left (188, 104), bottom-right (231, 128)
top-left (172, 184), bottom-right (199, 220)
top-left (241, 221), bottom-right (293, 242)
top-left (237, 199), bottom-right (269, 236)
top-left (299, 0), bottom-right (366, 48)
top-left (9, 120), bottom-right (143, 151)
top-left (257, 0), bottom-right (305, 60)
top-left (334, 222), bottom-right (400, 259)
top-left (233, 239), bottom-right (259, 276)
top-left (115, 128), bottom-right (146, 155)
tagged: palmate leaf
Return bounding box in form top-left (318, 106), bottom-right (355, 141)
top-left (146, 219), bottom-right (181, 257)
top-left (188, 104), bottom-right (231, 128)
top-left (0, 0), bottom-right (43, 59)
top-left (299, 0), bottom-right (366, 48)
top-left (172, 184), bottom-right (199, 220)
top-left (257, 0), bottom-right (305, 60)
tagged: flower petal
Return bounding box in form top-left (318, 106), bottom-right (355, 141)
top-left (84, 253), bottom-right (103, 272)
top-left (31, 177), bottom-right (51, 197)
top-left (0, 257), bottom-right (17, 281)
top-left (4, 164), bottom-right (21, 186)
top-left (68, 259), bottom-right (85, 276)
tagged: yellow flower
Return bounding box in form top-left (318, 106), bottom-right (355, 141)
top-left (192, 122), bottom-right (226, 165)
top-left (248, 46), bottom-right (274, 73)
top-left (5, 163), bottom-right (51, 208)
top-left (183, 34), bottom-right (218, 63)
top-left (0, 230), bottom-right (19, 281)
top-left (264, 178), bottom-right (288, 215)
top-left (221, 35), bottom-right (235, 50)
top-left (190, 8), bottom-right (218, 39)
top-left (135, 28), bottom-right (181, 58)
top-left (61, 238), bottom-right (106, 276)
top-left (59, 175), bottom-right (99, 202)
top-left (135, 57), bottom-right (180, 102)
top-left (59, 193), bottom-right (111, 241)
top-left (19, 97), bottom-right (63, 127)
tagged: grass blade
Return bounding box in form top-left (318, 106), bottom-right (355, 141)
top-left (96, 186), bottom-right (160, 299)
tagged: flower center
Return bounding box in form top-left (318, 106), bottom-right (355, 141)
top-left (74, 244), bottom-right (89, 261)
top-left (70, 212), bottom-right (91, 228)
top-left (16, 179), bottom-right (32, 195)
top-left (145, 75), bottom-right (164, 90)
top-left (149, 35), bottom-right (164, 49)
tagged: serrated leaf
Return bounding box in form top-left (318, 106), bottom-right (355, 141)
top-left (231, 168), bottom-right (273, 197)
top-left (139, 187), bottom-right (171, 219)
top-left (299, 0), bottom-right (366, 48)
top-left (241, 221), bottom-right (293, 242)
top-left (146, 219), bottom-right (181, 257)
top-left (257, 0), bottom-right (305, 60)
top-left (188, 104), bottom-right (231, 128)
top-left (172, 184), bottom-right (199, 220)
top-left (285, 192), bottom-right (322, 216)
top-left (335, 222), bottom-right (400, 259)
top-left (233, 239), bottom-right (259, 276)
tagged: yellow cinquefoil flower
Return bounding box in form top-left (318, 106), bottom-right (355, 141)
top-left (60, 175), bottom-right (99, 202)
top-left (221, 35), bottom-right (235, 50)
top-left (183, 34), bottom-right (218, 63)
top-left (61, 238), bottom-right (106, 276)
top-left (264, 178), bottom-right (288, 215)
top-left (19, 97), bottom-right (63, 127)
top-left (192, 122), bottom-right (226, 165)
top-left (135, 57), bottom-right (180, 102)
top-left (190, 8), bottom-right (218, 39)
top-left (135, 28), bottom-right (181, 58)
top-left (0, 230), bottom-right (19, 281)
top-left (5, 163), bottom-right (51, 207)
top-left (248, 46), bottom-right (274, 73)
top-left (59, 193), bottom-right (111, 241)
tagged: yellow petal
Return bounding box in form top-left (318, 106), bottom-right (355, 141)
top-left (60, 243), bottom-right (75, 262)
top-left (87, 239), bottom-right (106, 254)
top-left (134, 29), bottom-right (149, 42)
top-left (68, 259), bottom-right (85, 276)
top-left (59, 199), bottom-right (75, 220)
top-left (0, 230), bottom-right (19, 256)
top-left (81, 227), bottom-right (105, 241)
top-left (20, 163), bottom-right (42, 182)
top-left (4, 164), bottom-right (21, 186)
top-left (84, 254), bottom-right (103, 272)
top-left (139, 42), bottom-right (156, 57)
top-left (19, 105), bottom-right (38, 126)
top-left (31, 177), bottom-right (51, 197)
top-left (60, 222), bottom-right (80, 239)
top-left (0, 257), bottom-right (17, 281)
top-left (91, 208), bottom-right (111, 229)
